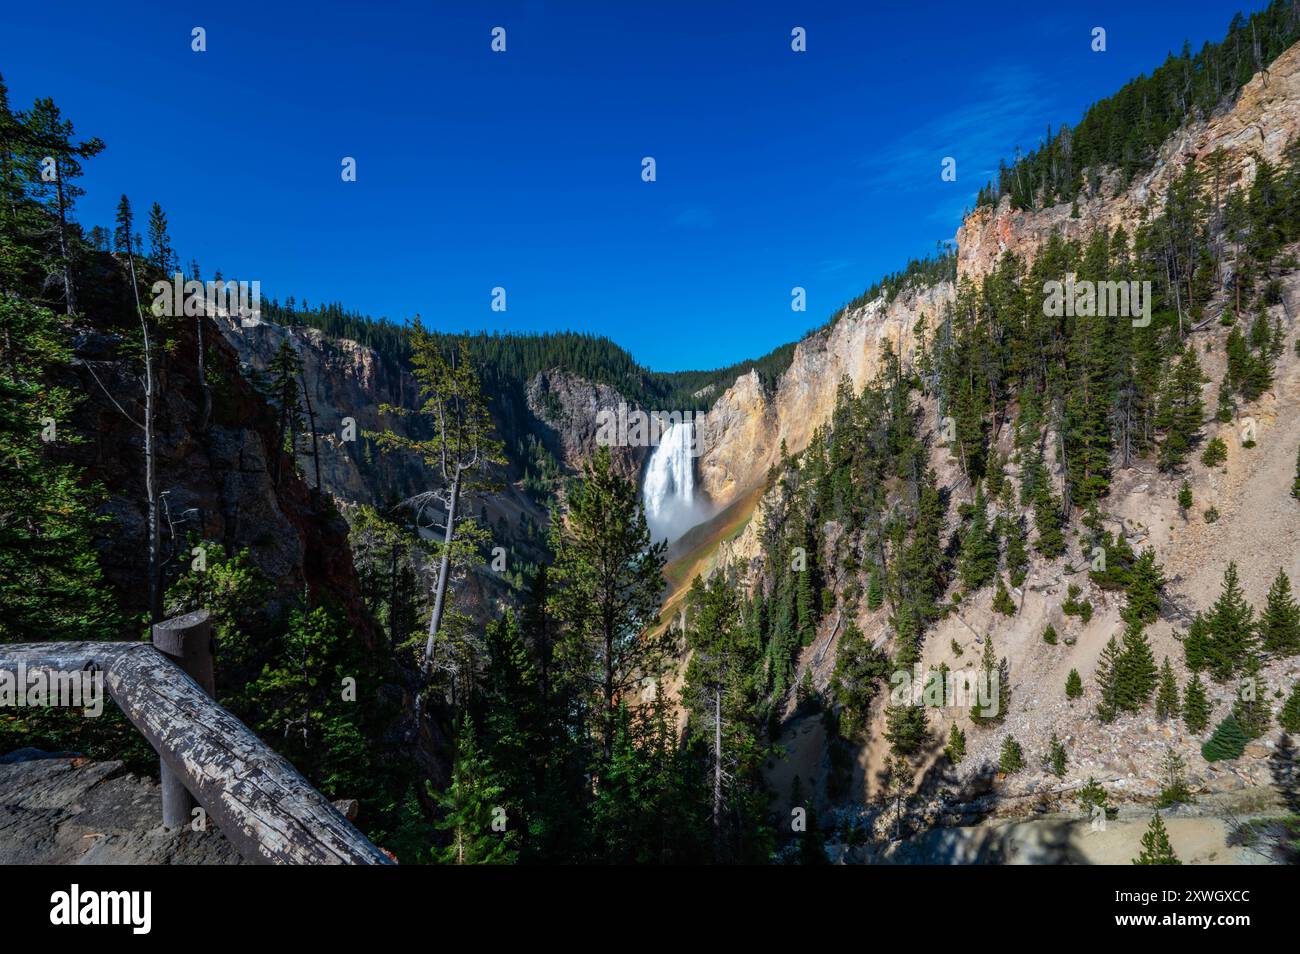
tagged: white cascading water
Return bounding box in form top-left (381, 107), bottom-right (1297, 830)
top-left (643, 421), bottom-right (710, 544)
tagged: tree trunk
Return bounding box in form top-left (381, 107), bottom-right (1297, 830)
top-left (300, 365), bottom-right (322, 501)
top-left (128, 250), bottom-right (161, 623)
top-left (54, 163), bottom-right (74, 315)
top-left (196, 312), bottom-right (211, 432)
top-left (602, 627), bottom-right (615, 768)
top-left (274, 404), bottom-right (285, 488)
top-left (423, 466), bottom-right (461, 681)
top-left (388, 543), bottom-right (400, 646)
top-left (713, 686), bottom-right (722, 857)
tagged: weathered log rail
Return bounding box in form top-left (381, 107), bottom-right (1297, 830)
top-left (0, 611), bottom-right (391, 865)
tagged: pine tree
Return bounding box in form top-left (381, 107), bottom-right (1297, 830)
top-left (1200, 435), bottom-right (1228, 467)
top-left (970, 637), bottom-right (1008, 726)
top-left (1133, 812), bottom-right (1181, 865)
top-left (992, 577), bottom-right (1016, 616)
top-left (999, 735), bottom-right (1025, 774)
top-left (1117, 620), bottom-right (1159, 713)
top-left (1064, 298), bottom-right (1115, 506)
top-left (1043, 623), bottom-right (1058, 645)
top-left (1183, 613), bottom-right (1210, 673)
top-left (1177, 479), bottom-right (1193, 515)
top-left (1018, 398), bottom-right (1047, 501)
top-left (1032, 483), bottom-right (1066, 558)
top-left (1044, 732), bottom-right (1068, 777)
top-left (89, 188), bottom-right (166, 621)
top-left (1121, 548), bottom-right (1165, 627)
top-left (146, 201), bottom-right (175, 273)
top-left (1216, 374), bottom-right (1235, 422)
top-left (1156, 344), bottom-right (1206, 471)
top-left (1232, 656), bottom-right (1270, 739)
top-left (265, 340), bottom-right (304, 487)
top-left (433, 714), bottom-right (517, 864)
top-left (829, 620), bottom-right (889, 737)
top-left (884, 703), bottom-right (929, 757)
top-left (1003, 514), bottom-right (1029, 587)
top-left (1201, 714), bottom-right (1250, 762)
top-left (1156, 748), bottom-right (1193, 808)
top-left (1292, 444), bottom-right (1300, 501)
top-left (1065, 668), bottom-right (1083, 699)
top-left (944, 723), bottom-right (966, 764)
top-left (1205, 561), bottom-right (1257, 681)
top-left (1279, 682), bottom-right (1300, 733)
top-left (1244, 311), bottom-right (1275, 399)
top-left (984, 444), bottom-right (1005, 500)
top-left (591, 699), bottom-right (713, 864)
top-left (882, 754), bottom-right (914, 841)
top-left (0, 297), bottom-right (120, 641)
top-left (958, 482), bottom-right (998, 591)
top-left (1258, 569), bottom-right (1300, 657)
top-left (1096, 635), bottom-right (1123, 723)
top-left (477, 610), bottom-right (551, 858)
top-left (21, 97), bottom-right (104, 314)
top-left (550, 448), bottom-right (668, 768)
top-left (1182, 673), bottom-right (1211, 733)
top-left (113, 193), bottom-right (134, 254)
top-left (866, 565), bottom-right (884, 610)
top-left (1079, 777), bottom-right (1109, 817)
top-left (1085, 516), bottom-right (1136, 591)
top-left (895, 469), bottom-right (947, 624)
top-left (248, 603), bottom-right (384, 798)
top-left (1155, 656), bottom-right (1181, 720)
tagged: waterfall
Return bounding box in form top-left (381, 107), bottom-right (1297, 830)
top-left (642, 421), bottom-right (709, 544)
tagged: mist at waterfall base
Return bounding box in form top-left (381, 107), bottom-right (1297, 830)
top-left (642, 422), bottom-right (715, 545)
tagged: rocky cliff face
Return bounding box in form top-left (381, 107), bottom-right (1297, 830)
top-left (219, 321), bottom-right (646, 501)
top-left (710, 41), bottom-right (1300, 823)
top-left (526, 368), bottom-right (649, 480)
top-left (66, 307), bottom-right (375, 640)
top-left (215, 317), bottom-right (431, 509)
top-left (694, 41), bottom-right (1300, 522)
top-left (958, 41), bottom-right (1300, 282)
top-left (698, 282), bottom-right (953, 510)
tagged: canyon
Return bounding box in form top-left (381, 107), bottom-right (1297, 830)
top-left (101, 31), bottom-right (1300, 859)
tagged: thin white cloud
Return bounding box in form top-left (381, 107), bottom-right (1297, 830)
top-left (818, 258), bottom-right (853, 274)
top-left (857, 64), bottom-right (1058, 197)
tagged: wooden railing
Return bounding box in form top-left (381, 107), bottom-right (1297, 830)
top-left (0, 610), bottom-right (391, 865)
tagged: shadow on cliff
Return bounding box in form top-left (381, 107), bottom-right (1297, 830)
top-left (868, 751), bottom-right (1091, 864)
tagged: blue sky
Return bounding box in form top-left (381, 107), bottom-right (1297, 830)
top-left (0, 0), bottom-right (1267, 371)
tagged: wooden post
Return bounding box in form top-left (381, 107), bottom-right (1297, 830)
top-left (151, 610), bottom-right (214, 828)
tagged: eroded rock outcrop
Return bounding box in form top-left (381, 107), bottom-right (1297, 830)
top-left (525, 368), bottom-right (649, 480)
top-left (695, 43), bottom-right (1300, 518)
top-left (957, 41), bottom-right (1300, 281)
top-left (66, 307), bottom-right (374, 639)
top-left (217, 318), bottom-right (431, 508)
top-left (698, 281), bottom-right (953, 509)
